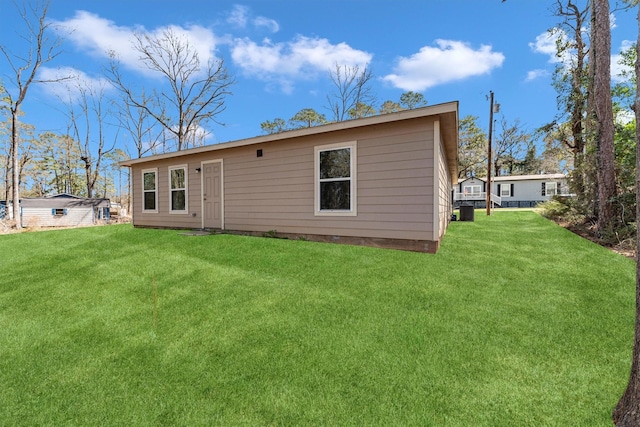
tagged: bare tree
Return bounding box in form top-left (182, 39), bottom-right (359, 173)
top-left (549, 0), bottom-right (590, 196)
top-left (116, 89), bottom-right (164, 158)
top-left (0, 0), bottom-right (65, 228)
top-left (457, 115), bottom-right (487, 180)
top-left (325, 63), bottom-right (375, 122)
top-left (108, 28), bottom-right (234, 151)
top-left (60, 78), bottom-right (116, 198)
top-left (492, 118), bottom-right (530, 176)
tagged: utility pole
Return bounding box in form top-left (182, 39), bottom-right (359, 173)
top-left (486, 91), bottom-right (495, 216)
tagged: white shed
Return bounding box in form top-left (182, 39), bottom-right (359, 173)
top-left (20, 194), bottom-right (110, 228)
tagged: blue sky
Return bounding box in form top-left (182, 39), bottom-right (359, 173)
top-left (1, 0), bottom-right (637, 154)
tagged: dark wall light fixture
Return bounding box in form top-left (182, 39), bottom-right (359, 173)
top-left (195, 167), bottom-right (201, 173)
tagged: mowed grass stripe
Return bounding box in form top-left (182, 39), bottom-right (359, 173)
top-left (0, 211), bottom-right (634, 425)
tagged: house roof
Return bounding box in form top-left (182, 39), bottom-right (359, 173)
top-left (120, 101), bottom-right (459, 182)
top-left (492, 173), bottom-right (566, 182)
top-left (457, 173), bottom-right (566, 184)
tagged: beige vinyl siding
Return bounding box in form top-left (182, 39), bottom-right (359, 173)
top-left (224, 120), bottom-right (434, 240)
top-left (133, 160), bottom-right (203, 228)
top-left (437, 129), bottom-right (452, 239)
top-left (21, 207), bottom-right (94, 227)
top-left (131, 118), bottom-right (436, 241)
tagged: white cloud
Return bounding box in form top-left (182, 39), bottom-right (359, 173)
top-left (227, 5), bottom-right (279, 33)
top-left (231, 35), bottom-right (372, 92)
top-left (529, 29), bottom-right (568, 65)
top-left (227, 5), bottom-right (249, 28)
top-left (38, 66), bottom-right (113, 101)
top-left (54, 11), bottom-right (140, 66)
top-left (610, 13), bottom-right (617, 30)
top-left (254, 16), bottom-right (279, 33)
top-left (149, 24), bottom-right (220, 67)
top-left (531, 29), bottom-right (633, 83)
top-left (382, 40), bottom-right (504, 91)
top-left (612, 39), bottom-right (634, 83)
top-left (54, 11), bottom-right (220, 77)
top-left (526, 69), bottom-right (549, 82)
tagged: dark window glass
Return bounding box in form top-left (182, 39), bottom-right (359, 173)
top-left (171, 169), bottom-right (185, 189)
top-left (320, 181), bottom-right (350, 210)
top-left (143, 172), bottom-right (156, 191)
top-left (144, 192), bottom-right (156, 211)
top-left (320, 148), bottom-right (350, 179)
top-left (172, 190), bottom-right (185, 211)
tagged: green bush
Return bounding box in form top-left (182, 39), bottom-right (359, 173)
top-left (537, 199), bottom-right (571, 219)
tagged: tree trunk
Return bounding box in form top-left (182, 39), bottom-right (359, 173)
top-left (11, 110), bottom-right (21, 229)
top-left (4, 137), bottom-right (12, 203)
top-left (81, 156), bottom-right (93, 198)
top-left (592, 0), bottom-right (617, 231)
top-left (612, 4), bottom-right (640, 425)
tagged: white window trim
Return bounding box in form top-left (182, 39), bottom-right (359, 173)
top-left (168, 165), bottom-right (188, 214)
top-left (142, 168), bottom-right (158, 213)
top-left (314, 141), bottom-right (357, 217)
top-left (500, 184), bottom-right (511, 197)
top-left (545, 181), bottom-right (557, 196)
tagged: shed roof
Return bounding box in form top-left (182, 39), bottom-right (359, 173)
top-left (120, 101), bottom-right (459, 182)
top-left (21, 195), bottom-right (110, 208)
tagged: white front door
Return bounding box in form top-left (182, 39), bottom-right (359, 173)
top-left (202, 161), bottom-right (222, 229)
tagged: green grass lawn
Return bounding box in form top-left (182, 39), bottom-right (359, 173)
top-left (0, 211), bottom-right (635, 426)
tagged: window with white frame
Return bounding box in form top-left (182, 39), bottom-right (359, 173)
top-left (499, 184), bottom-right (511, 197)
top-left (463, 185), bottom-right (481, 196)
top-left (142, 169), bottom-right (158, 212)
top-left (543, 181), bottom-right (557, 196)
top-left (169, 165), bottom-right (188, 213)
top-left (315, 142), bottom-right (357, 215)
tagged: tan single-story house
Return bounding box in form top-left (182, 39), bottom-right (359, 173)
top-left (120, 102), bottom-right (459, 252)
top-left (20, 194), bottom-right (110, 228)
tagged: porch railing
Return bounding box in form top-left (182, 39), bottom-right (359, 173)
top-left (453, 192), bottom-right (502, 206)
top-left (454, 192), bottom-right (486, 201)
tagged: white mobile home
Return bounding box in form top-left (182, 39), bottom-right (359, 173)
top-left (454, 174), bottom-right (570, 208)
